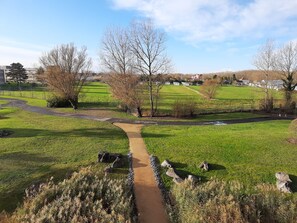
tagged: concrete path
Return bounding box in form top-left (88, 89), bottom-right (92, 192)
top-left (114, 123), bottom-right (169, 223)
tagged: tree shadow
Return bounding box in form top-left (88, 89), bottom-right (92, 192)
top-left (0, 151), bottom-right (56, 163)
top-left (141, 132), bottom-right (172, 138)
top-left (170, 161), bottom-right (188, 168)
top-left (1, 127), bottom-right (125, 139)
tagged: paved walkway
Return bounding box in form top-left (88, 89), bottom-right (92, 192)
top-left (114, 123), bottom-right (169, 223)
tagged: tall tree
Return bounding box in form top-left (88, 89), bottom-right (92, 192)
top-left (130, 20), bottom-right (171, 117)
top-left (6, 62), bottom-right (28, 89)
top-left (275, 41), bottom-right (297, 108)
top-left (253, 40), bottom-right (276, 111)
top-left (39, 43), bottom-right (92, 109)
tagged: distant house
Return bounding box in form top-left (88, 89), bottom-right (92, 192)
top-left (173, 82), bottom-right (180, 86)
top-left (0, 65), bottom-right (38, 84)
top-left (242, 80), bottom-right (250, 85)
top-left (165, 81), bottom-right (171, 85)
top-left (181, 82), bottom-right (190, 86)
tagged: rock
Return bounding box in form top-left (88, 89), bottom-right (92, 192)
top-left (199, 161), bottom-right (209, 171)
top-left (104, 166), bottom-right (113, 174)
top-left (276, 180), bottom-right (292, 193)
top-left (275, 172), bottom-right (292, 193)
top-left (187, 175), bottom-right (198, 183)
top-left (98, 151), bottom-right (122, 163)
top-left (166, 167), bottom-right (181, 179)
top-left (161, 159), bottom-right (172, 168)
top-left (111, 157), bottom-right (123, 168)
top-left (173, 177), bottom-right (184, 184)
top-left (275, 172), bottom-right (292, 182)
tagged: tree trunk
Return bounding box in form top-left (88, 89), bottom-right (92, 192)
top-left (137, 107), bottom-right (142, 117)
top-left (148, 78), bottom-right (154, 117)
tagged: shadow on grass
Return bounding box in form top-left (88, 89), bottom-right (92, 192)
top-left (0, 166), bottom-right (74, 213)
top-left (1, 128), bottom-right (125, 139)
top-left (141, 132), bottom-right (172, 138)
top-left (0, 151), bottom-right (56, 163)
top-left (210, 163), bottom-right (226, 171)
top-left (289, 174), bottom-right (297, 193)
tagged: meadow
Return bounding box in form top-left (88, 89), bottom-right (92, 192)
top-left (0, 82), bottom-right (288, 117)
top-left (0, 106), bottom-right (129, 212)
top-left (143, 120), bottom-right (297, 189)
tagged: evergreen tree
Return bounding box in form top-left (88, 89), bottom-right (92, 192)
top-left (6, 63), bottom-right (28, 89)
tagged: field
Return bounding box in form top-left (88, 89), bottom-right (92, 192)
top-left (0, 82), bottom-right (289, 117)
top-left (0, 106), bottom-right (129, 212)
top-left (143, 120), bottom-right (297, 189)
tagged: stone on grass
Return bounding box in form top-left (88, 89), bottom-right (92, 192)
top-left (161, 159), bottom-right (172, 168)
top-left (98, 151), bottom-right (122, 163)
top-left (173, 177), bottom-right (184, 184)
top-left (166, 167), bottom-right (181, 179)
top-left (111, 156), bottom-right (124, 168)
top-left (199, 161), bottom-right (209, 171)
top-left (275, 172), bottom-right (292, 193)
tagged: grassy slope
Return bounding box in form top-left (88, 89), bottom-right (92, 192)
top-left (0, 108), bottom-right (128, 212)
top-left (143, 121), bottom-right (297, 189)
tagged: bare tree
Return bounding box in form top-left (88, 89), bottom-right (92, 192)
top-left (100, 27), bottom-right (133, 75)
top-left (107, 73), bottom-right (144, 117)
top-left (130, 20), bottom-right (171, 117)
top-left (275, 41), bottom-right (297, 108)
top-left (253, 40), bottom-right (276, 111)
top-left (200, 79), bottom-right (220, 100)
top-left (40, 43), bottom-right (92, 109)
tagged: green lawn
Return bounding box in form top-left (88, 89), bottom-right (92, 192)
top-left (143, 120), bottom-right (297, 189)
top-left (0, 107), bottom-right (129, 212)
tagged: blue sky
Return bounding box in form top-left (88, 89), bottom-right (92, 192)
top-left (0, 0), bottom-right (297, 73)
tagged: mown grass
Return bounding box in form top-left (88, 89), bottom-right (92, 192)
top-left (0, 107), bottom-right (129, 212)
top-left (143, 120), bottom-right (297, 189)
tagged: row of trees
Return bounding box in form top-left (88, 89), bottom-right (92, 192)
top-left (254, 40), bottom-right (297, 110)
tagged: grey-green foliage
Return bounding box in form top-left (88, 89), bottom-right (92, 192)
top-left (172, 179), bottom-right (297, 223)
top-left (13, 167), bottom-right (133, 223)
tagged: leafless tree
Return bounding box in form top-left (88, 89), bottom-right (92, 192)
top-left (39, 43), bottom-right (92, 109)
top-left (107, 73), bottom-right (144, 117)
top-left (275, 41), bottom-right (297, 107)
top-left (130, 20), bottom-right (171, 117)
top-left (200, 79), bottom-right (220, 100)
top-left (100, 27), bottom-right (133, 75)
top-left (253, 40), bottom-right (276, 111)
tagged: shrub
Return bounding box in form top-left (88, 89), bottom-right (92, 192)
top-left (172, 179), bottom-right (297, 223)
top-left (46, 96), bottom-right (72, 108)
top-left (172, 100), bottom-right (197, 118)
top-left (9, 167), bottom-right (133, 223)
top-left (259, 97), bottom-right (274, 112)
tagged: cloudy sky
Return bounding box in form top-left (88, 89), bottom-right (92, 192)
top-left (0, 0), bottom-right (296, 73)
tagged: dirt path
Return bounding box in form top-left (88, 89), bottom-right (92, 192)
top-left (114, 123), bottom-right (169, 223)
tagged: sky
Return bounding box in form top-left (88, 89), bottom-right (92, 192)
top-left (0, 0), bottom-right (297, 73)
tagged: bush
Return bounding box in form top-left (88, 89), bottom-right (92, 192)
top-left (9, 167), bottom-right (133, 223)
top-left (172, 100), bottom-right (197, 118)
top-left (259, 97), bottom-right (274, 112)
top-left (172, 179), bottom-right (297, 223)
top-left (46, 96), bottom-right (72, 108)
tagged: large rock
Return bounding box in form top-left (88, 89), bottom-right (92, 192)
top-left (98, 151), bottom-right (122, 163)
top-left (199, 161), bottom-right (209, 171)
top-left (275, 172), bottom-right (292, 193)
top-left (166, 167), bottom-right (181, 179)
top-left (161, 159), bottom-right (172, 168)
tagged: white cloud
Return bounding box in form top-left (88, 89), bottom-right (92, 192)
top-left (111, 0), bottom-right (297, 43)
top-left (0, 38), bottom-right (49, 68)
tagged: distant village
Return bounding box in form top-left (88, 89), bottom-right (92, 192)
top-left (0, 65), bottom-right (286, 91)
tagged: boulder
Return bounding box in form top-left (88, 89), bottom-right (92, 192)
top-left (173, 177), bottom-right (184, 184)
top-left (98, 151), bottom-right (122, 163)
top-left (275, 172), bottom-right (292, 182)
top-left (161, 159), bottom-right (172, 168)
top-left (111, 156), bottom-right (124, 168)
top-left (166, 167), bottom-right (181, 179)
top-left (199, 161), bottom-right (209, 171)
top-left (275, 172), bottom-right (292, 193)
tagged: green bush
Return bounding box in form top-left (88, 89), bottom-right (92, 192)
top-left (9, 167), bottom-right (133, 223)
top-left (172, 179), bottom-right (297, 223)
top-left (46, 96), bottom-right (72, 108)
top-left (172, 100), bottom-right (197, 118)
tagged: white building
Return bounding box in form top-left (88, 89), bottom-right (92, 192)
top-left (0, 65), bottom-right (38, 84)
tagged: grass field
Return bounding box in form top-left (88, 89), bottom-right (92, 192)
top-left (0, 107), bottom-right (129, 212)
top-left (143, 120), bottom-right (297, 190)
top-left (0, 82), bottom-right (292, 117)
